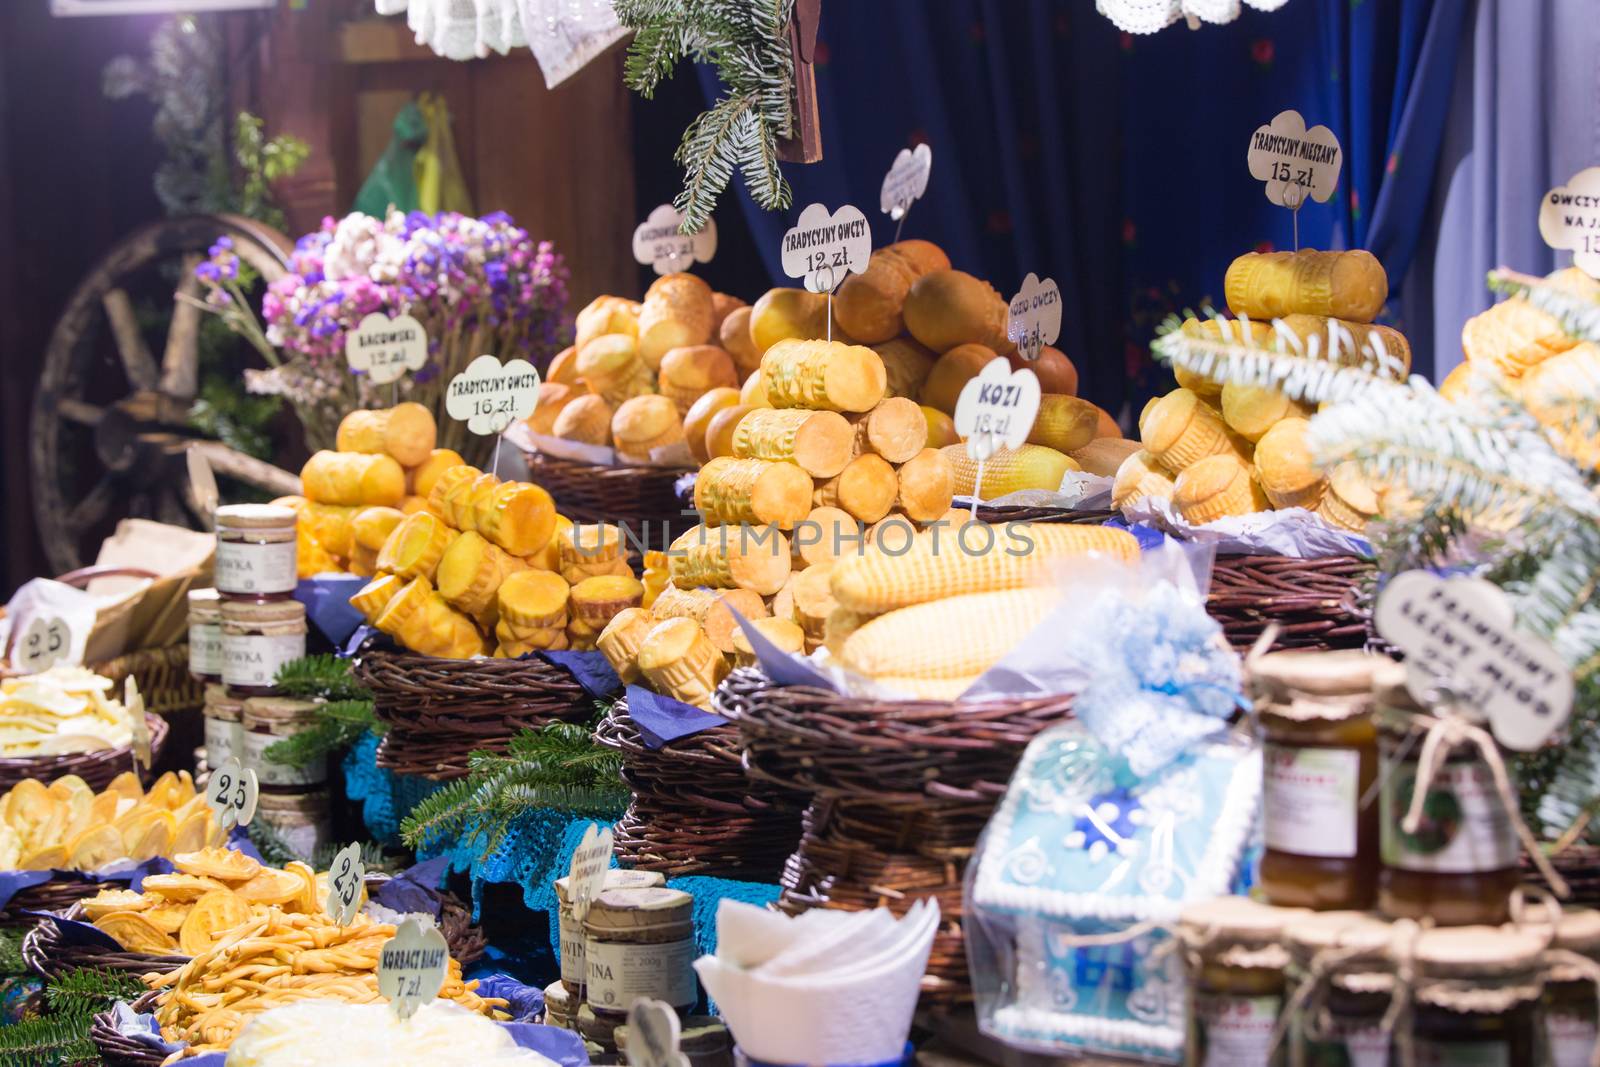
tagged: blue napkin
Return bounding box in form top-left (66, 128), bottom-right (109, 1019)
top-left (504, 1023), bottom-right (590, 1064)
top-left (474, 972), bottom-right (544, 1023)
top-left (25, 912), bottom-right (124, 952)
top-left (372, 857), bottom-right (449, 919)
top-left (1103, 517), bottom-right (1171, 552)
top-left (294, 574), bottom-right (369, 647)
top-left (623, 685), bottom-right (729, 748)
top-left (538, 650), bottom-right (622, 699)
top-left (343, 623), bottom-right (377, 658)
top-left (733, 608), bottom-right (837, 690)
top-left (0, 854), bottom-right (177, 911)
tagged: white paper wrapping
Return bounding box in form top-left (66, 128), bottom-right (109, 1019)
top-left (1121, 495), bottom-right (1373, 559)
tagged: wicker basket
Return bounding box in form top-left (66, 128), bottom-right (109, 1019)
top-left (1208, 553), bottom-right (1374, 654)
top-left (352, 637), bottom-right (591, 780)
top-left (970, 505), bottom-right (1116, 526)
top-left (594, 698), bottom-right (801, 880)
top-left (521, 448), bottom-right (692, 552)
top-left (0, 713), bottom-right (168, 794)
top-left (92, 990), bottom-right (164, 1067)
top-left (90, 644), bottom-right (205, 721)
top-left (0, 877), bottom-right (112, 924)
top-left (714, 667), bottom-right (1073, 1004)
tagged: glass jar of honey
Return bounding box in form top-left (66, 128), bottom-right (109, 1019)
top-left (1283, 911), bottom-right (1396, 1064)
top-left (1250, 650), bottom-right (1383, 910)
top-left (1179, 896), bottom-right (1309, 1067)
top-left (1407, 926), bottom-right (1546, 1064)
top-left (1539, 907), bottom-right (1600, 1067)
top-left (1374, 662), bottom-right (1520, 926)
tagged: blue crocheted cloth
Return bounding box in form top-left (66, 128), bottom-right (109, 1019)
top-left (342, 732), bottom-right (446, 847)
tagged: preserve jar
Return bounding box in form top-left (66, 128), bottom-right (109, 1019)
top-left (1374, 662), bottom-right (1520, 925)
top-left (1540, 907), bottom-right (1600, 1066)
top-left (1179, 896), bottom-right (1309, 1067)
top-left (542, 979), bottom-right (575, 1031)
top-left (187, 588), bottom-right (224, 682)
top-left (1250, 650), bottom-right (1383, 910)
top-left (576, 1002), bottom-right (621, 1053)
top-left (555, 869), bottom-right (666, 995)
top-left (583, 885), bottom-right (697, 1017)
top-left (251, 787), bottom-right (331, 859)
top-left (215, 504), bottom-right (298, 596)
top-left (1408, 925), bottom-right (1546, 1064)
top-left (241, 696), bottom-right (327, 789)
top-left (220, 598), bottom-right (306, 694)
top-left (1283, 911), bottom-right (1396, 1064)
top-left (202, 683), bottom-right (244, 772)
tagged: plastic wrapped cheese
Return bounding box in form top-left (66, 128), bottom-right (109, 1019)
top-left (225, 1001), bottom-right (557, 1067)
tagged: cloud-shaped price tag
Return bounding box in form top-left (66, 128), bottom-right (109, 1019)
top-left (204, 757), bottom-right (259, 830)
top-left (567, 822), bottom-right (614, 923)
top-left (1374, 571), bottom-right (1573, 751)
top-left (625, 1000), bottom-right (691, 1067)
top-left (954, 360), bottom-right (1042, 474)
top-left (780, 203), bottom-right (873, 294)
top-left (1247, 109), bottom-right (1342, 209)
top-left (379, 917), bottom-right (449, 1020)
top-left (345, 313), bottom-right (428, 385)
top-left (1539, 167), bottom-right (1600, 279)
top-left (633, 204), bottom-right (717, 275)
top-left (326, 842), bottom-right (365, 927)
top-left (16, 616), bottom-right (73, 673)
top-left (1007, 273), bottom-right (1062, 363)
top-left (445, 354), bottom-right (542, 436)
top-left (880, 144), bottom-right (933, 220)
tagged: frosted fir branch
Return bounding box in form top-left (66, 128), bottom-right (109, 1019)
top-left (1490, 268), bottom-right (1600, 344)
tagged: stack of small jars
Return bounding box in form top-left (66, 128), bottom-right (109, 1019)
top-left (189, 504), bottom-right (328, 856)
top-left (1177, 650), bottom-right (1596, 1065)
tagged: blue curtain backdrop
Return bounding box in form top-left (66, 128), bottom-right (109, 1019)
top-left (690, 0), bottom-right (1467, 416)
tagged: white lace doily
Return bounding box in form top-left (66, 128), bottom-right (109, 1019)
top-left (1096, 0), bottom-right (1292, 34)
top-left (375, 0), bottom-right (627, 86)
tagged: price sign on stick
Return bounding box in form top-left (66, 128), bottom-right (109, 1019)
top-left (953, 361), bottom-right (1041, 511)
top-left (326, 842), bottom-right (366, 927)
top-left (566, 822), bottom-right (614, 923)
top-left (781, 203), bottom-right (873, 296)
top-left (345, 313), bottom-right (428, 386)
top-left (879, 144), bottom-right (933, 241)
top-left (204, 757), bottom-right (259, 830)
top-left (625, 1000), bottom-right (691, 1067)
top-left (124, 677), bottom-right (151, 771)
top-left (445, 354), bottom-right (542, 478)
top-left (1374, 571), bottom-right (1573, 751)
top-left (16, 616), bottom-right (72, 674)
top-left (1246, 109), bottom-right (1341, 250)
top-left (1539, 167), bottom-right (1600, 279)
top-left (633, 204), bottom-right (717, 275)
top-left (1006, 273), bottom-right (1062, 363)
top-left (378, 918), bottom-right (449, 1020)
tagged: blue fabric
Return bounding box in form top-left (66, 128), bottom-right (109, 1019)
top-left (624, 684), bottom-right (729, 748)
top-left (0, 856), bottom-right (176, 910)
top-left (343, 730), bottom-right (447, 847)
top-left (372, 856), bottom-right (449, 918)
top-left (26, 913), bottom-right (123, 952)
top-left (537, 650), bottom-right (622, 699)
top-left (294, 574), bottom-right (368, 648)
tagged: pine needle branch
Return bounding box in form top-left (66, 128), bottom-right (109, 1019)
top-left (261, 699), bottom-right (381, 769)
top-left (44, 968), bottom-right (144, 1017)
top-left (1489, 268), bottom-right (1600, 344)
top-left (272, 655), bottom-right (371, 702)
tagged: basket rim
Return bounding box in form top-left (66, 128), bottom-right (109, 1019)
top-left (0, 713), bottom-right (169, 777)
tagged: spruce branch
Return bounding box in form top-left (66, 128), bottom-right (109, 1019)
top-left (44, 968), bottom-right (144, 1017)
top-left (1489, 268), bottom-right (1600, 344)
top-left (273, 655), bottom-right (371, 702)
top-left (262, 699), bottom-right (381, 769)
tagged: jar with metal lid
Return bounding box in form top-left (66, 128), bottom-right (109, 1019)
top-left (242, 696), bottom-right (326, 789)
top-left (1179, 896), bottom-right (1309, 1066)
top-left (1540, 907), bottom-right (1600, 1066)
top-left (187, 589), bottom-right (224, 682)
top-left (220, 598), bottom-right (306, 694)
top-left (215, 504), bottom-right (298, 596)
top-left (618, 1015), bottom-right (732, 1067)
top-left (203, 684), bottom-right (244, 771)
top-left (1283, 911), bottom-right (1396, 1064)
top-left (556, 870), bottom-right (666, 995)
top-left (1250, 650), bottom-right (1383, 910)
top-left (251, 787), bottom-right (331, 859)
top-left (1374, 662), bottom-right (1520, 926)
top-left (583, 886), bottom-right (697, 1019)
top-left (1408, 925), bottom-right (1546, 1063)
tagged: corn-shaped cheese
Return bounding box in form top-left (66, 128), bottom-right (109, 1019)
top-left (651, 584), bottom-right (768, 653)
top-left (335, 403), bottom-right (437, 467)
top-left (822, 606), bottom-right (867, 658)
top-left (1111, 450), bottom-right (1177, 509)
top-left (669, 523), bottom-right (792, 596)
top-left (813, 454), bottom-right (897, 524)
top-left (300, 451), bottom-right (406, 508)
top-left (350, 573), bottom-right (401, 624)
top-left (895, 448), bottom-right (954, 523)
top-left (732, 408), bottom-right (855, 478)
top-left (1224, 249), bottom-right (1388, 323)
top-left (729, 616), bottom-right (805, 667)
top-left (641, 550), bottom-right (670, 609)
top-left (637, 618), bottom-right (728, 709)
top-left (1139, 390), bottom-right (1248, 474)
top-left (938, 443), bottom-right (1078, 498)
top-left (375, 512), bottom-right (456, 583)
top-left (761, 339), bottom-right (888, 413)
top-left (428, 465), bottom-right (481, 525)
top-left (597, 607), bottom-right (654, 684)
top-left (1026, 395), bottom-right (1101, 455)
top-left (695, 457), bottom-right (814, 530)
top-left (852, 397), bottom-right (927, 464)
top-left (436, 531), bottom-right (526, 621)
top-left (497, 569), bottom-right (571, 632)
top-left (299, 502), bottom-right (360, 559)
top-left (829, 523), bottom-right (1138, 614)
top-left (839, 587), bottom-right (1064, 680)
top-left (571, 575), bottom-right (646, 631)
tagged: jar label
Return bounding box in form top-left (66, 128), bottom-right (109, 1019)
top-left (216, 539), bottom-right (298, 594)
top-left (1411, 1039), bottom-right (1508, 1066)
top-left (1262, 744), bottom-right (1360, 858)
top-left (222, 632), bottom-right (306, 689)
top-left (585, 937), bottom-right (696, 1011)
top-left (242, 728), bottom-right (327, 787)
top-left (189, 622), bottom-right (224, 676)
top-left (1195, 993), bottom-right (1279, 1066)
top-left (1547, 1011), bottom-right (1597, 1067)
top-left (1379, 758), bottom-right (1519, 873)
top-left (1305, 1027), bottom-right (1391, 1067)
top-left (204, 716), bottom-right (243, 767)
top-left (558, 909), bottom-right (586, 986)
top-left (257, 810), bottom-right (326, 859)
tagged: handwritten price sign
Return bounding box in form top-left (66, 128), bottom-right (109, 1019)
top-left (1246, 110), bottom-right (1342, 209)
top-left (326, 842), bottom-right (365, 927)
top-left (1539, 167), bottom-right (1600, 278)
top-left (954, 361), bottom-right (1042, 504)
top-left (16, 616), bottom-right (72, 674)
top-left (879, 144), bottom-right (932, 221)
top-left (567, 822), bottom-right (614, 923)
top-left (1006, 273), bottom-right (1062, 363)
top-left (445, 355), bottom-right (542, 436)
top-left (633, 204), bottom-right (717, 275)
top-left (345, 313), bottom-right (428, 386)
top-left (204, 757), bottom-right (259, 830)
top-left (378, 918), bottom-right (449, 1020)
top-left (780, 203), bottom-right (873, 294)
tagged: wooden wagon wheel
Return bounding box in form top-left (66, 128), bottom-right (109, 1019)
top-left (31, 214), bottom-right (304, 574)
